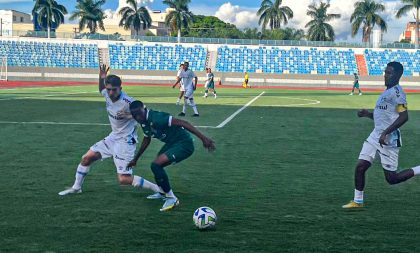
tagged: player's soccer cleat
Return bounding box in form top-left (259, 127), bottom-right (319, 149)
top-left (58, 187), bottom-right (82, 196)
top-left (178, 112), bottom-right (186, 116)
top-left (349, 93), bottom-right (354, 95)
top-left (160, 197), bottom-right (179, 212)
top-left (192, 114), bottom-right (200, 117)
top-left (214, 95), bottom-right (217, 99)
top-left (359, 93), bottom-right (362, 96)
top-left (342, 201), bottom-right (363, 209)
top-left (176, 101), bottom-right (180, 105)
top-left (147, 192), bottom-right (166, 200)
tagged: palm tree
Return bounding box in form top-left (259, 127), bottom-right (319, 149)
top-left (257, 0), bottom-right (293, 31)
top-left (305, 1), bottom-right (341, 41)
top-left (32, 0), bottom-right (67, 38)
top-left (70, 0), bottom-right (107, 34)
top-left (350, 0), bottom-right (387, 43)
top-left (396, 0), bottom-right (420, 49)
top-left (163, 0), bottom-right (194, 43)
top-left (119, 0), bottom-right (152, 38)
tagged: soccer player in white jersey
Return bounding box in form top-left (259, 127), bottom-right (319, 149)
top-left (58, 64), bottom-right (160, 196)
top-left (173, 62), bottom-right (199, 117)
top-left (343, 61), bottom-right (420, 209)
top-left (173, 63), bottom-right (185, 105)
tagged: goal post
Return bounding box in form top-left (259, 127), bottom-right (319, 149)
top-left (0, 56), bottom-right (7, 81)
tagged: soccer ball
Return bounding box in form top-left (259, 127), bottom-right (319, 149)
top-left (193, 207), bottom-right (217, 230)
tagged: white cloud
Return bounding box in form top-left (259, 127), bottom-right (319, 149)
top-left (215, 2), bottom-right (259, 29)
top-left (0, 0), bottom-right (32, 2)
top-left (212, 0), bottom-right (415, 42)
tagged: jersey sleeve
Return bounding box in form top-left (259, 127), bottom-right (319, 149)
top-left (100, 89), bottom-right (107, 97)
top-left (151, 111), bottom-right (172, 129)
top-left (394, 87), bottom-right (407, 112)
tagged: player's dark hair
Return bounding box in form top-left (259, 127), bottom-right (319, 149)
top-left (129, 100), bottom-right (144, 113)
top-left (387, 61), bottom-right (404, 80)
top-left (106, 75), bottom-right (122, 87)
top-left (184, 62), bottom-right (189, 66)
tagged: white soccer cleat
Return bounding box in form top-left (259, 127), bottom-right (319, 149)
top-left (147, 192), bottom-right (166, 200)
top-left (160, 197), bottom-right (179, 212)
top-left (349, 93), bottom-right (353, 95)
top-left (359, 93), bottom-right (362, 96)
top-left (58, 187), bottom-right (82, 196)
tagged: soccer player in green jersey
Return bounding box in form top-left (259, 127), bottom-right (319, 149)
top-left (349, 73), bottom-right (362, 96)
top-left (203, 68), bottom-right (217, 98)
top-left (127, 100), bottom-right (216, 211)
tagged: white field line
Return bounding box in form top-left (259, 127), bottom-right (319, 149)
top-left (0, 91), bottom-right (96, 101)
top-left (262, 97), bottom-right (321, 107)
top-left (215, 91), bottom-right (265, 128)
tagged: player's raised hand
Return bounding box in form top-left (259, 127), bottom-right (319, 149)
top-left (99, 64), bottom-right (110, 79)
top-left (358, 109), bottom-right (370, 118)
top-left (202, 136), bottom-right (216, 152)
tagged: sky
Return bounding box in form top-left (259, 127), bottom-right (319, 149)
top-left (0, 0), bottom-right (415, 42)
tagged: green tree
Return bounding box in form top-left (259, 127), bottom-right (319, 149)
top-left (70, 0), bottom-right (107, 34)
top-left (32, 0), bottom-right (67, 38)
top-left (350, 0), bottom-right (387, 43)
top-left (184, 15), bottom-right (243, 39)
top-left (163, 0), bottom-right (194, 43)
top-left (257, 0), bottom-right (293, 30)
top-left (119, 0), bottom-right (152, 37)
top-left (305, 1), bottom-right (341, 41)
top-left (396, 0), bottom-right (420, 49)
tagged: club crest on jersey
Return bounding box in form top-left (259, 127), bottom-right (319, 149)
top-left (376, 104), bottom-right (388, 110)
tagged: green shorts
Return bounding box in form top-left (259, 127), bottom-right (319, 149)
top-left (353, 82), bottom-right (360, 89)
top-left (158, 139), bottom-right (195, 164)
top-left (207, 81), bottom-right (215, 89)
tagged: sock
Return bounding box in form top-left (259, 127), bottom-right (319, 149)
top-left (412, 165), bottom-right (420, 175)
top-left (189, 99), bottom-right (199, 114)
top-left (151, 162), bottom-right (171, 193)
top-left (132, 175), bottom-right (161, 192)
top-left (72, 164), bottom-right (90, 190)
top-left (204, 90), bottom-right (208, 96)
top-left (176, 98), bottom-right (180, 103)
top-left (182, 103), bottom-right (186, 113)
top-left (165, 190), bottom-right (176, 198)
top-left (353, 189), bottom-right (364, 204)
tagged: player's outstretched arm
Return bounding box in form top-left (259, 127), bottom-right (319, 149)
top-left (127, 136), bottom-right (152, 168)
top-left (99, 64), bottom-right (110, 93)
top-left (379, 110), bottom-right (408, 147)
top-left (172, 77), bottom-right (181, 88)
top-left (358, 109), bottom-right (373, 119)
top-left (194, 76), bottom-right (198, 90)
top-left (172, 118), bottom-right (216, 151)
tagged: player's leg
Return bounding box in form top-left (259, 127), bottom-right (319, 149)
top-left (152, 141), bottom-right (194, 211)
top-left (177, 90), bottom-right (184, 105)
top-left (185, 89), bottom-right (199, 116)
top-left (179, 94), bottom-right (188, 116)
top-left (343, 141), bottom-right (376, 208)
top-left (58, 143), bottom-right (105, 196)
top-left (114, 142), bottom-right (161, 193)
top-left (203, 82), bottom-right (209, 98)
top-left (380, 146), bottom-right (415, 185)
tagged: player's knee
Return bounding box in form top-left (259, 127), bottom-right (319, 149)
top-left (81, 154), bottom-right (93, 166)
top-left (355, 164), bottom-right (369, 174)
top-left (118, 174), bottom-right (132, 185)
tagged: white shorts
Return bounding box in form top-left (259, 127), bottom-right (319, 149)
top-left (180, 84), bottom-right (185, 92)
top-left (184, 87), bottom-right (194, 99)
top-left (358, 140), bottom-right (400, 171)
top-left (90, 136), bottom-right (136, 175)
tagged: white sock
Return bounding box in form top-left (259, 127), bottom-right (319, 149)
top-left (189, 99), bottom-right (199, 114)
top-left (412, 165), bottom-right (420, 175)
top-left (176, 98), bottom-right (180, 103)
top-left (165, 189), bottom-right (176, 198)
top-left (132, 175), bottom-right (161, 192)
top-left (72, 164), bottom-right (90, 190)
top-left (182, 101), bottom-right (186, 113)
top-left (353, 189), bottom-right (364, 204)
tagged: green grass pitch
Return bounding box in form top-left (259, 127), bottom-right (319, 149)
top-left (1, 85), bottom-right (420, 252)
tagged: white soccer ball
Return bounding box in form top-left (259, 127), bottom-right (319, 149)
top-left (193, 206), bottom-right (217, 230)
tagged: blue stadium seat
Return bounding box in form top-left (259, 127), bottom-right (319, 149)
top-left (365, 49), bottom-right (420, 76)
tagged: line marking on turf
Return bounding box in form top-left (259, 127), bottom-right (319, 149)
top-left (0, 91), bottom-right (96, 101)
top-left (215, 91), bottom-right (265, 128)
top-left (263, 97), bottom-right (321, 107)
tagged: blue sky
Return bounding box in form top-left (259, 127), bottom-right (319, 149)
top-left (0, 0), bottom-right (414, 42)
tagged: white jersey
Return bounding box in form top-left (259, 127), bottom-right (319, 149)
top-left (179, 69), bottom-right (196, 90)
top-left (177, 70), bottom-right (184, 87)
top-left (367, 85), bottom-right (407, 147)
top-left (101, 89), bottom-right (138, 144)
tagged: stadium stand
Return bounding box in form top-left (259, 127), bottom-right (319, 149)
top-left (215, 46), bottom-right (358, 75)
top-left (364, 49), bottom-right (420, 76)
top-left (0, 40), bottom-right (98, 68)
top-left (109, 43), bottom-right (207, 71)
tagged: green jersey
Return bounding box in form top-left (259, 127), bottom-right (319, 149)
top-left (140, 109), bottom-right (192, 144)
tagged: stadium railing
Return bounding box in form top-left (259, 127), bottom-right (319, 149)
top-left (10, 30), bottom-right (418, 50)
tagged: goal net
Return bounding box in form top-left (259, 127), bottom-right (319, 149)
top-left (0, 56), bottom-right (7, 81)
